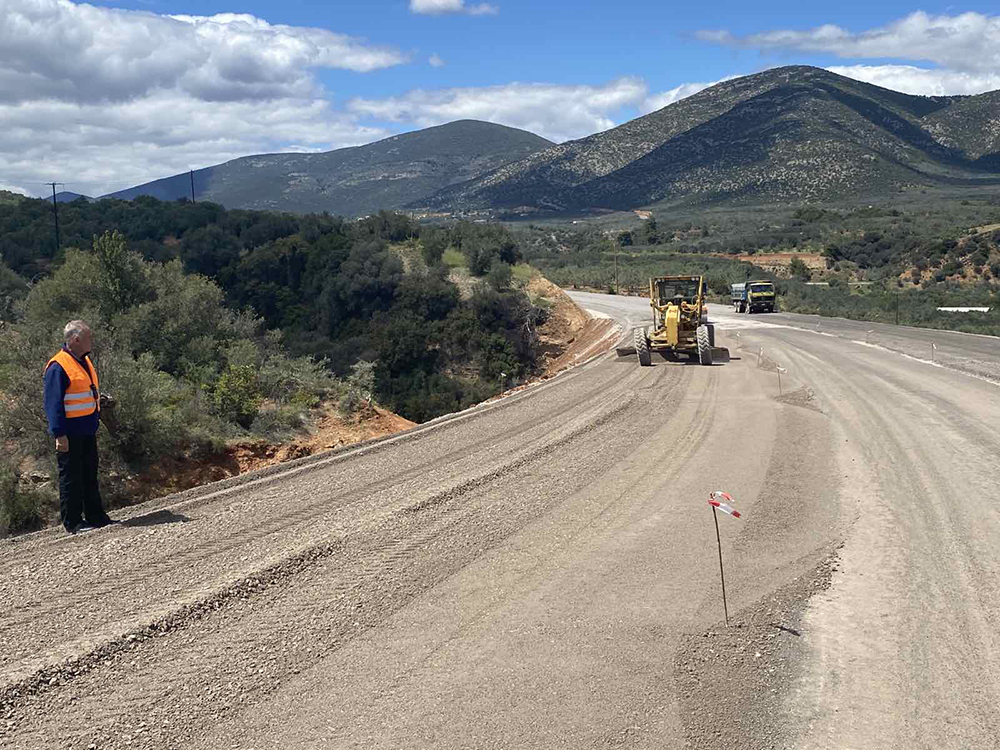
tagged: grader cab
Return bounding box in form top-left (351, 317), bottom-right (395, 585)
top-left (633, 276), bottom-right (715, 366)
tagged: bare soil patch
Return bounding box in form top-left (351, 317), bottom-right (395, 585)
top-left (527, 276), bottom-right (618, 378)
top-left (126, 406), bottom-right (416, 502)
top-left (719, 252), bottom-right (827, 276)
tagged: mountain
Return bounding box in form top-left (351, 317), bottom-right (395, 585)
top-left (102, 120), bottom-right (553, 216)
top-left (54, 191), bottom-right (92, 203)
top-left (416, 66), bottom-right (1000, 214)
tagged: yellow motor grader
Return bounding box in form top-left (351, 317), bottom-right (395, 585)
top-left (633, 275), bottom-right (714, 366)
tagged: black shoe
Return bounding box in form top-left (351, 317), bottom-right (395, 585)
top-left (91, 518), bottom-right (120, 528)
top-left (69, 523), bottom-right (97, 534)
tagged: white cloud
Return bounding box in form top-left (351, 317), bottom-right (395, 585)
top-left (0, 0), bottom-right (406, 197)
top-left (0, 184), bottom-right (30, 197)
top-left (0, 93), bottom-right (391, 198)
top-left (409, 0), bottom-right (498, 16)
top-left (826, 65), bottom-right (1000, 97)
top-left (0, 1), bottom-right (407, 106)
top-left (429, 54), bottom-right (446, 67)
top-left (348, 78), bottom-right (647, 143)
top-left (697, 12), bottom-right (1000, 74)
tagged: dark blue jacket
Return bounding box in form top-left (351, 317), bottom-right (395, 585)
top-left (43, 347), bottom-right (100, 438)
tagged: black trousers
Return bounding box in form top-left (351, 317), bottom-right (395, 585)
top-left (58, 434), bottom-right (110, 530)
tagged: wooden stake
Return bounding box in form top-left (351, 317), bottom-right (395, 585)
top-left (712, 505), bottom-right (729, 627)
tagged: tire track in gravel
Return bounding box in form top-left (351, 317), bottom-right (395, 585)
top-left (1, 368), bottom-right (637, 633)
top-left (771, 333), bottom-right (1000, 749)
top-left (673, 335), bottom-right (846, 750)
top-left (0, 358), bottom-right (631, 566)
top-left (0, 358), bottom-right (658, 696)
top-left (4, 360), bottom-right (704, 749)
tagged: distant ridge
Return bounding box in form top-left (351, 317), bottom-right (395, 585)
top-left (415, 66), bottom-right (1000, 214)
top-left (102, 120), bottom-right (553, 216)
top-left (54, 192), bottom-right (92, 203)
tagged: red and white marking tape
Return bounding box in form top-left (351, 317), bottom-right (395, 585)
top-left (709, 491), bottom-right (741, 518)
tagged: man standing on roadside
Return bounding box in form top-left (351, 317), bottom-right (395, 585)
top-left (43, 320), bottom-right (116, 534)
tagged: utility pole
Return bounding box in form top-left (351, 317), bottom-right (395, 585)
top-left (46, 182), bottom-right (63, 252)
top-left (190, 170), bottom-right (195, 203)
top-left (614, 236), bottom-right (619, 295)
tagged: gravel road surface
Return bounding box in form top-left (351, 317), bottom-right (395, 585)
top-left (3, 295), bottom-right (999, 749)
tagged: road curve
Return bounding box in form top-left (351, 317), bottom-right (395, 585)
top-left (2, 295), bottom-right (999, 749)
top-left (574, 291), bottom-right (1000, 749)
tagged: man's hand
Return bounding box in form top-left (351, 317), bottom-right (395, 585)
top-left (55, 436), bottom-right (69, 453)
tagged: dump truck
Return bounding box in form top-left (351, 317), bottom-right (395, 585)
top-left (633, 275), bottom-right (714, 366)
top-left (731, 280), bottom-right (776, 314)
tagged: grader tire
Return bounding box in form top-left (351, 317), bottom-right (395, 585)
top-left (634, 327), bottom-right (651, 367)
top-left (697, 325), bottom-right (713, 366)
top-left (707, 324), bottom-right (715, 348)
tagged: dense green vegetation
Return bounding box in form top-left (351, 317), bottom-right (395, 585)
top-left (0, 197), bottom-right (546, 535)
top-left (1, 230), bottom-right (336, 534)
top-left (515, 193), bottom-right (1000, 335)
top-left (0, 197), bottom-right (542, 411)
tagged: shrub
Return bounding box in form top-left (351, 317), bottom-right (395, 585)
top-left (213, 364), bottom-right (263, 429)
top-left (420, 228), bottom-right (449, 266)
top-left (250, 404), bottom-right (307, 440)
top-left (487, 261), bottom-right (513, 291)
top-left (479, 333), bottom-right (520, 380)
top-left (93, 230), bottom-right (154, 320)
top-left (341, 360), bottom-right (376, 416)
top-left (0, 460), bottom-right (48, 537)
top-left (789, 257), bottom-right (811, 281)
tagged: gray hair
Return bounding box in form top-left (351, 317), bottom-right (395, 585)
top-left (63, 319), bottom-right (90, 343)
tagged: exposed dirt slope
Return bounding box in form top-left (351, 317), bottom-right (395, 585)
top-left (527, 275), bottom-right (619, 378)
top-left (129, 406), bottom-right (417, 500)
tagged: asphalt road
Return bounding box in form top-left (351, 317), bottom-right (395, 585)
top-left (3, 295), bottom-right (1000, 749)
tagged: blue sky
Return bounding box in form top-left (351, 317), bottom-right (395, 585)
top-left (89, 1), bottom-right (1000, 99)
top-left (3, 1), bottom-right (1000, 197)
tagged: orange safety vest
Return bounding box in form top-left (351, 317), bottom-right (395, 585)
top-left (44, 350), bottom-right (100, 419)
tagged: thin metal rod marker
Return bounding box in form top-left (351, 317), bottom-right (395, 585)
top-left (708, 491), bottom-right (742, 627)
top-left (931, 342), bottom-right (937, 362)
top-left (776, 366), bottom-right (785, 395)
top-left (712, 507), bottom-right (728, 626)
top-left (757, 347), bottom-right (763, 367)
